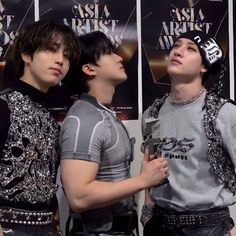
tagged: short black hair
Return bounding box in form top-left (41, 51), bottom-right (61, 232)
top-left (68, 31), bottom-right (115, 94)
top-left (12, 20), bottom-right (80, 78)
top-left (79, 30), bottom-right (115, 66)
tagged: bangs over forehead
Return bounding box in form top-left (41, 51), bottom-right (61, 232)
top-left (37, 28), bottom-right (77, 60)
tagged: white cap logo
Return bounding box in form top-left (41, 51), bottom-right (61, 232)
top-left (200, 38), bottom-right (223, 65)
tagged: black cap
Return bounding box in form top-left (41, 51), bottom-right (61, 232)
top-left (175, 30), bottom-right (224, 69)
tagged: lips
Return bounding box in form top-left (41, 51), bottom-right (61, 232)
top-left (120, 64), bottom-right (126, 71)
top-left (170, 58), bottom-right (182, 65)
top-left (50, 67), bottom-right (62, 75)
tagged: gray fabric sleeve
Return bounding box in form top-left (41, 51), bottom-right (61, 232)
top-left (141, 108), bottom-right (150, 138)
top-left (59, 114), bottom-right (107, 163)
top-left (217, 102), bottom-right (236, 170)
top-left (140, 108), bottom-right (150, 153)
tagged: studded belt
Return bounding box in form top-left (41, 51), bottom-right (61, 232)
top-left (0, 207), bottom-right (53, 225)
top-left (154, 205), bottom-right (230, 227)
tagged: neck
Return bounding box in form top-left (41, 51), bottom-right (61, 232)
top-left (170, 78), bottom-right (205, 102)
top-left (88, 80), bottom-right (115, 104)
top-left (20, 75), bottom-right (48, 93)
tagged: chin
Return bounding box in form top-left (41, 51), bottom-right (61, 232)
top-left (167, 68), bottom-right (182, 78)
top-left (120, 76), bottom-right (128, 83)
top-left (53, 78), bottom-right (63, 85)
top-left (123, 75), bottom-right (128, 81)
top-left (113, 77), bottom-right (127, 86)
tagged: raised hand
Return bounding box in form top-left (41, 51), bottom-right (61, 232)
top-left (139, 148), bottom-right (169, 188)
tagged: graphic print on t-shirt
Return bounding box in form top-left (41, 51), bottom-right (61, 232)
top-left (162, 137), bottom-right (194, 161)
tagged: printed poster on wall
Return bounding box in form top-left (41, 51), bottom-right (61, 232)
top-left (141, 0), bottom-right (229, 111)
top-left (0, 0), bottom-right (35, 90)
top-left (39, 0), bottom-right (138, 120)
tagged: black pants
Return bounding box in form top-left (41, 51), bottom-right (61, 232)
top-left (1, 224), bottom-right (53, 236)
top-left (66, 211), bottom-right (138, 236)
top-left (143, 215), bottom-right (231, 236)
top-left (1, 222), bottom-right (62, 236)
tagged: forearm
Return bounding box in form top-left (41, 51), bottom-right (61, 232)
top-left (62, 154), bottom-right (168, 212)
top-left (67, 175), bottom-right (145, 212)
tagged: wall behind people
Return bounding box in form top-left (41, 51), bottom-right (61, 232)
top-left (0, 0), bottom-right (235, 235)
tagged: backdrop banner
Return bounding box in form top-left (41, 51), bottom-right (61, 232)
top-left (0, 0), bottom-right (34, 90)
top-left (39, 0), bottom-right (139, 120)
top-left (141, 0), bottom-right (229, 111)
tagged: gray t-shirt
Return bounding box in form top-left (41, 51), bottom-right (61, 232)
top-left (142, 93), bottom-right (236, 211)
top-left (60, 93), bottom-right (135, 232)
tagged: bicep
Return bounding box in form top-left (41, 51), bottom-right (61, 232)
top-left (60, 159), bottom-right (99, 199)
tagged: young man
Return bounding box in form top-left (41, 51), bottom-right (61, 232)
top-left (140, 30), bottom-right (236, 236)
top-left (59, 31), bottom-right (169, 235)
top-left (0, 20), bottom-right (79, 236)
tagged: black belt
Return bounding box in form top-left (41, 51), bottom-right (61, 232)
top-left (0, 207), bottom-right (53, 226)
top-left (154, 205), bottom-right (230, 227)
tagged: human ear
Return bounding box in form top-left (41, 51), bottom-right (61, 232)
top-left (201, 64), bottom-right (208, 74)
top-left (21, 53), bottom-right (31, 64)
top-left (82, 64), bottom-right (97, 76)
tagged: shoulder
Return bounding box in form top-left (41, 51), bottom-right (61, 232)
top-left (141, 95), bottom-right (168, 137)
top-left (0, 88), bottom-right (13, 111)
top-left (144, 94), bottom-right (168, 119)
top-left (61, 100), bottom-right (106, 133)
top-left (68, 99), bottom-right (104, 119)
top-left (216, 97), bottom-right (236, 123)
top-left (0, 87), bottom-right (13, 96)
top-left (219, 98), bottom-right (236, 113)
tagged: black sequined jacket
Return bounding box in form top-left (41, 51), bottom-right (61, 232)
top-left (0, 80), bottom-right (60, 211)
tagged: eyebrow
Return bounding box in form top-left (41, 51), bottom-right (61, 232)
top-left (175, 39), bottom-right (197, 47)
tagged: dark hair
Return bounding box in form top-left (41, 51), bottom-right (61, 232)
top-left (74, 31), bottom-right (115, 94)
top-left (79, 31), bottom-right (115, 65)
top-left (12, 20), bottom-right (80, 78)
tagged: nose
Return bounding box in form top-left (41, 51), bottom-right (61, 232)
top-left (173, 47), bottom-right (183, 57)
top-left (56, 61), bottom-right (63, 66)
top-left (55, 51), bottom-right (64, 66)
top-left (115, 53), bottom-right (123, 62)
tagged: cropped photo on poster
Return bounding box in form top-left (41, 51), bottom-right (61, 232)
top-left (141, 0), bottom-right (229, 111)
top-left (0, 0), bottom-right (34, 90)
top-left (39, 0), bottom-right (138, 120)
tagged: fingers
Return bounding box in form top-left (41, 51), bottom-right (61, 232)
top-left (141, 156), bottom-right (169, 187)
top-left (143, 148), bottom-right (150, 162)
top-left (153, 158), bottom-right (169, 178)
top-left (149, 154), bottom-right (158, 161)
top-left (143, 148), bottom-right (161, 161)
